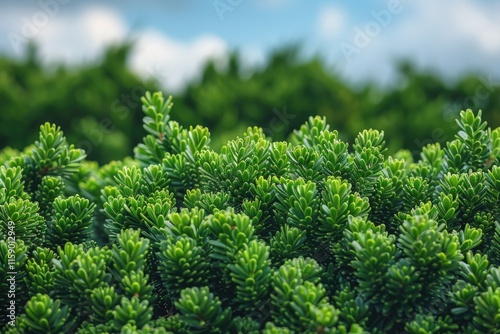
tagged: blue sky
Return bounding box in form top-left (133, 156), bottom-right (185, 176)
top-left (1, 0), bottom-right (499, 92)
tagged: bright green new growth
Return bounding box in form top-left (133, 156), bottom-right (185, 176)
top-left (1, 92), bottom-right (500, 333)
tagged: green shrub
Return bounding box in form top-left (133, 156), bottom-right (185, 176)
top-left (1, 91), bottom-right (500, 333)
top-left (3, 45), bottom-right (500, 164)
top-left (0, 44), bottom-right (160, 164)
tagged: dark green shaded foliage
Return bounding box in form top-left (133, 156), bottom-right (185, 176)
top-left (0, 43), bottom-right (159, 164)
top-left (3, 45), bottom-right (500, 166)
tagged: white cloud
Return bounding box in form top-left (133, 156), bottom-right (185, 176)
top-left (317, 5), bottom-right (346, 38)
top-left (334, 0), bottom-right (500, 85)
top-left (129, 31), bottom-right (228, 92)
top-left (0, 5), bottom-right (229, 92)
top-left (446, 0), bottom-right (500, 54)
top-left (35, 5), bottom-right (128, 63)
top-left (395, 0), bottom-right (500, 55)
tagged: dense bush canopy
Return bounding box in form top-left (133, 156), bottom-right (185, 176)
top-left (0, 91), bottom-right (499, 333)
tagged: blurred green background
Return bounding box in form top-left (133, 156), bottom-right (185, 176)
top-left (1, 44), bottom-right (499, 164)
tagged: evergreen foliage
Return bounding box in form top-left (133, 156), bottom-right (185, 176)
top-left (1, 92), bottom-right (500, 333)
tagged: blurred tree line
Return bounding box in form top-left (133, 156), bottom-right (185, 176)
top-left (1, 44), bottom-right (499, 164)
